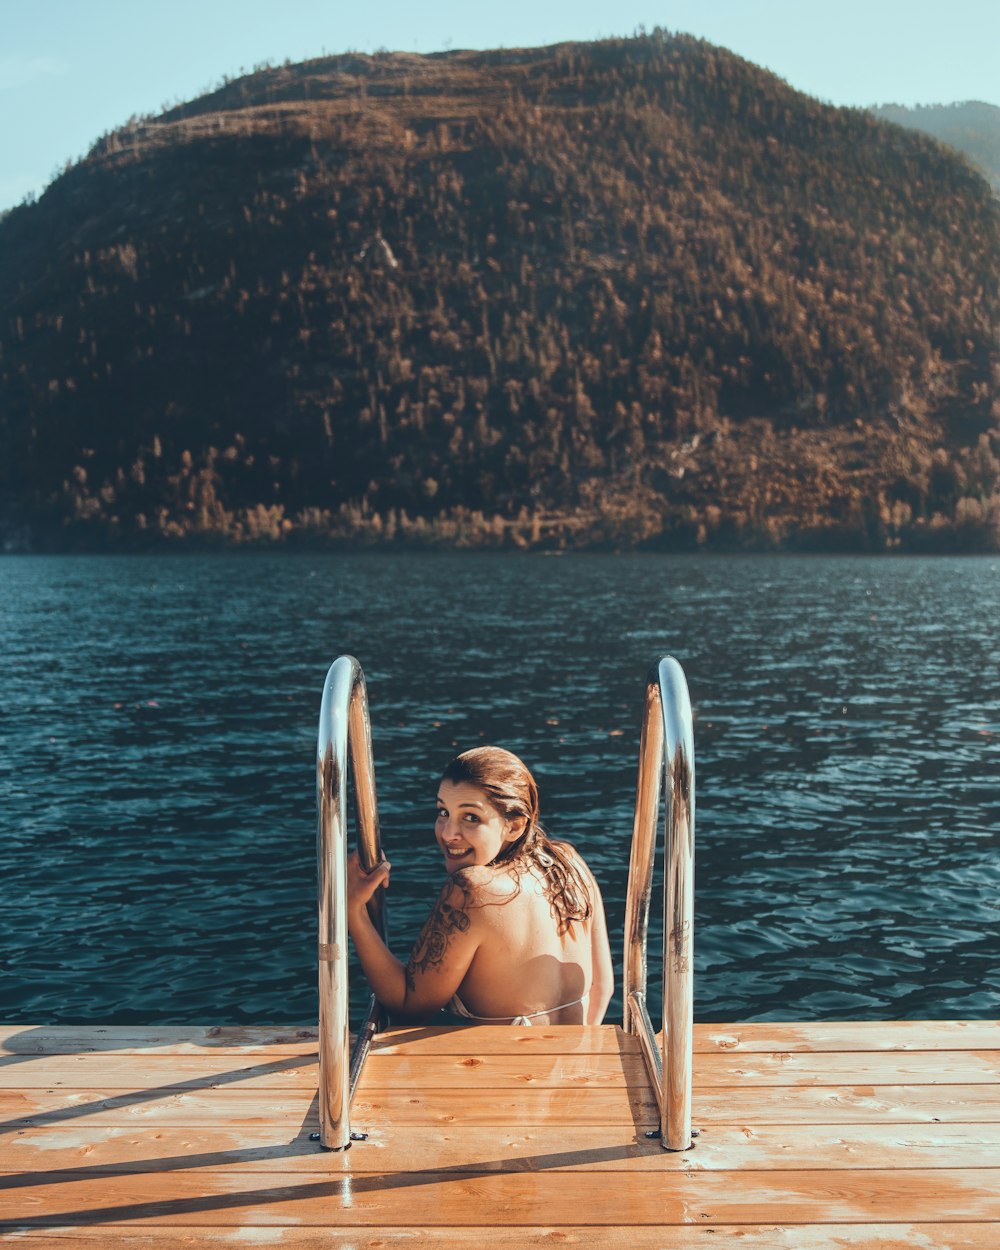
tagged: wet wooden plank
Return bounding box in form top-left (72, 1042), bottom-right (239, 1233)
top-left (697, 1020), bottom-right (1000, 1053)
top-left (375, 1019), bottom-right (1000, 1054)
top-left (6, 1122), bottom-right (1000, 1175)
top-left (3, 1168), bottom-right (999, 1227)
top-left (0, 1026), bottom-right (321, 1057)
top-left (0, 1055), bottom-right (318, 1093)
top-left (0, 1085), bottom-right (646, 1128)
top-left (361, 1048), bottom-right (1000, 1088)
top-left (1, 1227), bottom-right (998, 1249)
top-left (691, 1049), bottom-right (1000, 1086)
top-left (5, 1020), bottom-right (997, 1059)
top-left (7, 1048), bottom-right (998, 1093)
top-left (0, 1025), bottom-right (632, 1058)
top-left (7, 1082), bottom-right (1000, 1129)
top-left (0, 1051), bottom-right (643, 1090)
top-left (352, 1083), bottom-right (1000, 1126)
top-left (372, 1025), bottom-right (639, 1054)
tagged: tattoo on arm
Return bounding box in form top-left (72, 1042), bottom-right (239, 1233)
top-left (405, 878), bottom-right (473, 992)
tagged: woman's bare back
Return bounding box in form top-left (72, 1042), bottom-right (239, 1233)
top-left (416, 849), bottom-right (612, 1025)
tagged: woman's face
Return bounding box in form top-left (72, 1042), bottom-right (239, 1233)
top-left (435, 779), bottom-right (524, 872)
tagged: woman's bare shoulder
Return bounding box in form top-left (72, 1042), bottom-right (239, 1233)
top-left (447, 865), bottom-right (520, 907)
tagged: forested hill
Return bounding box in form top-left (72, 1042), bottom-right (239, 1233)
top-left (2, 33), bottom-right (999, 552)
top-left (870, 102), bottom-right (1000, 194)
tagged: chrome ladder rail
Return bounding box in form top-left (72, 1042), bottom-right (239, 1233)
top-left (623, 656), bottom-right (695, 1150)
top-left (316, 655), bottom-right (387, 1150)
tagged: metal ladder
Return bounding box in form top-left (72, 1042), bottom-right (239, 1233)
top-left (315, 655), bottom-right (386, 1150)
top-left (622, 656), bottom-right (696, 1151)
top-left (314, 653), bottom-right (695, 1152)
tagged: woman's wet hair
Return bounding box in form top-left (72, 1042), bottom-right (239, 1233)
top-left (441, 746), bottom-right (593, 933)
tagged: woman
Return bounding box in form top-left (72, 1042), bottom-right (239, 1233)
top-left (347, 746), bottom-right (613, 1024)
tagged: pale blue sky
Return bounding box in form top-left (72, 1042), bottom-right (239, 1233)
top-left (2, 0), bottom-right (998, 212)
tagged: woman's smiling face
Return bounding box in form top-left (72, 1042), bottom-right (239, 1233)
top-left (435, 779), bottom-right (523, 872)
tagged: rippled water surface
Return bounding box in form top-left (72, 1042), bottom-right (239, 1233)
top-left (1, 552), bottom-right (998, 1025)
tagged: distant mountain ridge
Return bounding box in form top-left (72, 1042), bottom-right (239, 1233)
top-left (870, 101), bottom-right (1000, 193)
top-left (1, 33), bottom-right (998, 552)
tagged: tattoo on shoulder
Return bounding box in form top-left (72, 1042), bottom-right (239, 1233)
top-left (405, 877), bottom-right (473, 991)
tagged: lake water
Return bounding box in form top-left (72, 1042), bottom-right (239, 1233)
top-left (1, 552), bottom-right (998, 1027)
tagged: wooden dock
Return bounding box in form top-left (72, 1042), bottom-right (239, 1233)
top-left (2, 1019), bottom-right (999, 1247)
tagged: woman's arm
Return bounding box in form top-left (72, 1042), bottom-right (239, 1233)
top-left (346, 852), bottom-right (482, 1018)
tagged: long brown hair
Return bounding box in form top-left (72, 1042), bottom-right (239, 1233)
top-left (440, 746), bottom-right (593, 934)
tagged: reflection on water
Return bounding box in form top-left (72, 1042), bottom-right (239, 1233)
top-left (1, 552), bottom-right (998, 1025)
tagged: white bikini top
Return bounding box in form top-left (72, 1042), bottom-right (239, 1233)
top-left (447, 990), bottom-right (589, 1026)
